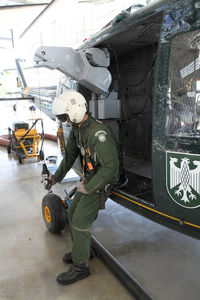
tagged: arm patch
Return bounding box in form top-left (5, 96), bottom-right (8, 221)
top-left (95, 130), bottom-right (107, 142)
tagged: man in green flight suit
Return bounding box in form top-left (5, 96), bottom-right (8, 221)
top-left (48, 91), bottom-right (119, 285)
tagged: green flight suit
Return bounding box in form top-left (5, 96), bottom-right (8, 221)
top-left (53, 115), bottom-right (119, 263)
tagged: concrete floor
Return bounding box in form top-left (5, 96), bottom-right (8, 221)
top-left (93, 199), bottom-right (200, 300)
top-left (2, 102), bottom-right (200, 300)
top-left (0, 143), bottom-right (134, 300)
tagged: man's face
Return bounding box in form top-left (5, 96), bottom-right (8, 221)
top-left (66, 115), bottom-right (73, 126)
top-left (56, 114), bottom-right (67, 123)
top-left (56, 114), bottom-right (76, 127)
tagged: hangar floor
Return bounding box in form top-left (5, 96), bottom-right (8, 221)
top-left (2, 143), bottom-right (200, 300)
top-left (93, 200), bottom-right (200, 300)
top-left (0, 143), bottom-right (134, 300)
top-left (1, 102), bottom-right (200, 300)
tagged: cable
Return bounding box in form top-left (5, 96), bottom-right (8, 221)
top-left (119, 53), bottom-right (157, 88)
top-left (108, 46), bottom-right (121, 79)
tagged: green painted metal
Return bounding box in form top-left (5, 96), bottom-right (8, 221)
top-left (152, 0), bottom-right (200, 231)
top-left (83, 0), bottom-right (200, 237)
top-left (81, 0), bottom-right (177, 50)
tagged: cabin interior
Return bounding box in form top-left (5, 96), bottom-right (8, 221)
top-left (78, 11), bottom-right (164, 203)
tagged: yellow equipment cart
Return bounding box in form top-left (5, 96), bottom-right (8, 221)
top-left (7, 119), bottom-right (44, 164)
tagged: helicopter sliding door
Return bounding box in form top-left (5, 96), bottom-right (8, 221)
top-left (153, 0), bottom-right (200, 228)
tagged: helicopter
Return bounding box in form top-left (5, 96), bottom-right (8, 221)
top-left (17, 0), bottom-right (200, 240)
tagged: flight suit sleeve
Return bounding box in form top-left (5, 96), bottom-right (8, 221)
top-left (84, 131), bottom-right (119, 194)
top-left (53, 128), bottom-right (80, 183)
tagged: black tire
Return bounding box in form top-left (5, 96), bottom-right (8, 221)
top-left (7, 144), bottom-right (11, 154)
top-left (42, 193), bottom-right (68, 234)
top-left (18, 153), bottom-right (23, 164)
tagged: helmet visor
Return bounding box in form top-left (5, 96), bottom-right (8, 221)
top-left (56, 114), bottom-right (68, 123)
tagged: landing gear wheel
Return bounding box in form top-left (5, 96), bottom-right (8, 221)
top-left (18, 153), bottom-right (23, 164)
top-left (42, 193), bottom-right (68, 234)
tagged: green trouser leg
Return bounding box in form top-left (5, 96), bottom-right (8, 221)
top-left (67, 191), bottom-right (100, 264)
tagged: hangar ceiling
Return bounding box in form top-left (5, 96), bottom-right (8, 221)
top-left (0, 0), bottom-right (149, 70)
top-left (0, 0), bottom-right (115, 49)
top-left (0, 1), bottom-right (51, 49)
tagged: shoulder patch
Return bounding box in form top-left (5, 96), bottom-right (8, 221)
top-left (95, 130), bottom-right (107, 142)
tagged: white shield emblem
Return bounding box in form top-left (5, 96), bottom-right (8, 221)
top-left (166, 151), bottom-right (200, 208)
top-left (98, 133), bottom-right (106, 142)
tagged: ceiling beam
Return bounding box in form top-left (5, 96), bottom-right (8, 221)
top-left (19, 0), bottom-right (55, 38)
top-left (0, 3), bottom-right (50, 9)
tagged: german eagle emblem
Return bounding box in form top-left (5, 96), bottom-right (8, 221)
top-left (166, 152), bottom-right (200, 208)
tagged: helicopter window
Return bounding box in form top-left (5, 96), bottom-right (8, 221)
top-left (166, 30), bottom-right (200, 137)
top-left (56, 76), bottom-right (78, 96)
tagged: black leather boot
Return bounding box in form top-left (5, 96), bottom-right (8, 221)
top-left (57, 263), bottom-right (90, 285)
top-left (63, 251), bottom-right (94, 264)
top-left (62, 252), bottom-right (73, 264)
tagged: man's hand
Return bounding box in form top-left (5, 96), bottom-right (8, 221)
top-left (77, 181), bottom-right (88, 194)
top-left (42, 175), bottom-right (56, 190)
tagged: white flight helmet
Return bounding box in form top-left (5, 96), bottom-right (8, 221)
top-left (52, 91), bottom-right (87, 123)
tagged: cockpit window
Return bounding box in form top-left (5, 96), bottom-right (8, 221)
top-left (166, 30), bottom-right (200, 137)
top-left (56, 76), bottom-right (78, 97)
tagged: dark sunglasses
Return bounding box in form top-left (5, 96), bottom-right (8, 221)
top-left (56, 114), bottom-right (68, 122)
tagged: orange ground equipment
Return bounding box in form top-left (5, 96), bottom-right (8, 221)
top-left (7, 118), bottom-right (44, 164)
top-left (57, 125), bottom-right (65, 155)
